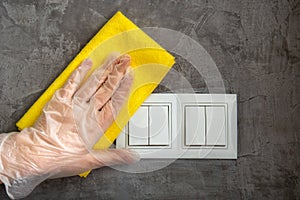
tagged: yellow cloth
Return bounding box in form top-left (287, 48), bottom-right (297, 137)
top-left (16, 11), bottom-right (175, 177)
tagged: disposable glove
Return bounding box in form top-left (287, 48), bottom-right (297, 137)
top-left (0, 53), bottom-right (139, 199)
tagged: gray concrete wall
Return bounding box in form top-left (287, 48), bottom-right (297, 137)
top-left (0, 0), bottom-right (299, 199)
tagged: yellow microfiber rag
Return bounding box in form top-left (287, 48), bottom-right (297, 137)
top-left (16, 11), bottom-right (175, 177)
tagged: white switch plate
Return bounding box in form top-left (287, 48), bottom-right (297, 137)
top-left (116, 94), bottom-right (237, 159)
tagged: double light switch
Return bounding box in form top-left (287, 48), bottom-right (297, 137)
top-left (128, 105), bottom-right (170, 146)
top-left (185, 105), bottom-right (226, 146)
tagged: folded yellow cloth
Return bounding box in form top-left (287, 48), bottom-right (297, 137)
top-left (16, 11), bottom-right (175, 177)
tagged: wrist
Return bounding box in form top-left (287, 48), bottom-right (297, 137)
top-left (0, 132), bottom-right (19, 185)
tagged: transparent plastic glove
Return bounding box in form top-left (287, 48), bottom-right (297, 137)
top-left (0, 53), bottom-right (139, 199)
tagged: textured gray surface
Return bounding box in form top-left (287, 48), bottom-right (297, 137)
top-left (0, 0), bottom-right (299, 199)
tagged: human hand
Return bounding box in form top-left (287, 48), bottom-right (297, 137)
top-left (0, 53), bottom-right (139, 199)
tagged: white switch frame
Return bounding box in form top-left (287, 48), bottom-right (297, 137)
top-left (116, 94), bottom-right (237, 159)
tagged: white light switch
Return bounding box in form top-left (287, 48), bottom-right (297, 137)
top-left (206, 106), bottom-right (226, 146)
top-left (117, 94), bottom-right (237, 159)
top-left (128, 106), bottom-right (148, 146)
top-left (185, 106), bottom-right (206, 146)
top-left (149, 106), bottom-right (169, 145)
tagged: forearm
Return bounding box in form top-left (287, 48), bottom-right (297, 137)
top-left (0, 129), bottom-right (87, 199)
top-left (0, 130), bottom-right (43, 186)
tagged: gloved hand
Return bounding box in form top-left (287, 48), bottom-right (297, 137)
top-left (0, 53), bottom-right (139, 199)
